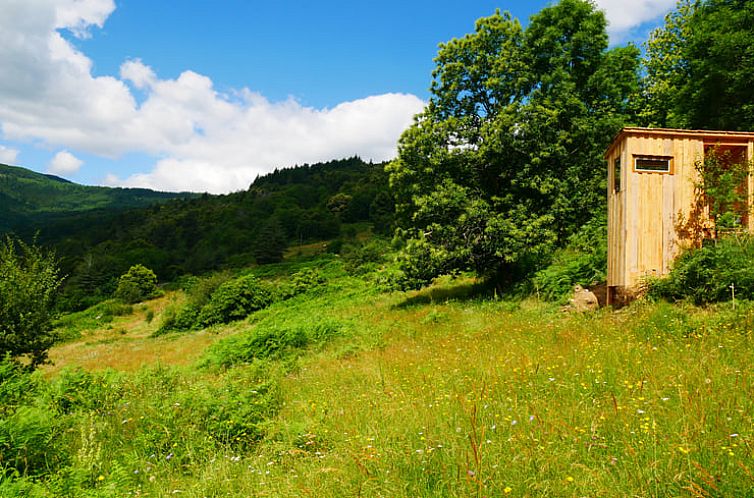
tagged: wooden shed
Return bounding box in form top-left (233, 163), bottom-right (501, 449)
top-left (605, 127), bottom-right (754, 304)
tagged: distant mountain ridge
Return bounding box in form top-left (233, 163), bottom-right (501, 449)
top-left (0, 163), bottom-right (198, 233)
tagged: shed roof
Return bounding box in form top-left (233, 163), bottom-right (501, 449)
top-left (605, 127), bottom-right (754, 159)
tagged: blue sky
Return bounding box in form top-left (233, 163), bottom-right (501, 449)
top-left (0, 0), bottom-right (677, 193)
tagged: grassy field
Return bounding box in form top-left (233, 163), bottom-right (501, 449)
top-left (2, 257), bottom-right (753, 497)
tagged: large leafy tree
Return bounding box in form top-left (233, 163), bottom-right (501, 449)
top-left (388, 1), bottom-right (640, 288)
top-left (0, 237), bottom-right (62, 369)
top-left (643, 0), bottom-right (754, 129)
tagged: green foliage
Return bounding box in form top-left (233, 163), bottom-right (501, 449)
top-left (532, 214), bottom-right (607, 300)
top-left (0, 359), bottom-right (68, 479)
top-left (197, 274), bottom-right (274, 327)
top-left (288, 268), bottom-right (326, 295)
top-left (389, 2), bottom-right (639, 288)
top-left (0, 362), bottom-right (281, 493)
top-left (202, 320), bottom-right (344, 370)
top-left (643, 0), bottom-right (754, 129)
top-left (340, 238), bottom-right (390, 275)
top-left (253, 218), bottom-right (288, 265)
top-left (0, 356), bottom-right (38, 417)
top-left (54, 300), bottom-right (133, 342)
top-left (7, 157), bottom-right (393, 311)
top-left (647, 236), bottom-right (754, 304)
top-left (157, 273), bottom-right (232, 334)
top-left (157, 304), bottom-right (199, 335)
top-left (0, 236), bottom-right (63, 369)
top-left (695, 148), bottom-right (752, 232)
top-left (0, 163), bottom-right (193, 234)
top-left (0, 405), bottom-right (66, 478)
top-left (114, 264), bottom-right (158, 304)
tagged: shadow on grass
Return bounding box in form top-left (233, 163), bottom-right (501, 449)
top-left (394, 280), bottom-right (497, 309)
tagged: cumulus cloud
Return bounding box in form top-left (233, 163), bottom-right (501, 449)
top-left (594, 0), bottom-right (677, 40)
top-left (0, 0), bottom-right (425, 193)
top-left (55, 0), bottom-right (115, 38)
top-left (0, 145), bottom-right (20, 164)
top-left (48, 150), bottom-right (83, 174)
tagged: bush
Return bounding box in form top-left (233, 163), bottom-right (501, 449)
top-left (197, 274), bottom-right (274, 327)
top-left (647, 236), bottom-right (754, 304)
top-left (290, 268), bottom-right (326, 294)
top-left (202, 320), bottom-right (343, 369)
top-left (532, 214), bottom-right (607, 300)
top-left (0, 237), bottom-right (63, 369)
top-left (341, 239), bottom-right (390, 275)
top-left (0, 405), bottom-right (65, 477)
top-left (156, 303), bottom-right (200, 335)
top-left (0, 359), bottom-right (68, 478)
top-left (156, 272), bottom-right (232, 334)
top-left (114, 264), bottom-right (158, 304)
top-left (0, 356), bottom-right (38, 417)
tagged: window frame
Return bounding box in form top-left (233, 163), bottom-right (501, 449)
top-left (613, 157), bottom-right (622, 193)
top-left (632, 154), bottom-right (674, 174)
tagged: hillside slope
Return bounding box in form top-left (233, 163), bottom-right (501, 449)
top-left (12, 257), bottom-right (753, 497)
top-left (0, 163), bottom-right (195, 233)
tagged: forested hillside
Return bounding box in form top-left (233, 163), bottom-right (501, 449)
top-left (0, 163), bottom-right (194, 233)
top-left (5, 1), bottom-right (754, 497)
top-left (12, 157), bottom-right (393, 309)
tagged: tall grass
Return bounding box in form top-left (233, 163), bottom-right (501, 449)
top-left (4, 258), bottom-right (754, 496)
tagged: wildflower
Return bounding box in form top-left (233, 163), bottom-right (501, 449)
top-left (566, 476), bottom-right (574, 483)
top-left (97, 475), bottom-right (105, 481)
top-left (504, 486), bottom-right (512, 494)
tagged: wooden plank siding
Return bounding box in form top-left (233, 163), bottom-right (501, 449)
top-left (605, 128), bottom-right (754, 303)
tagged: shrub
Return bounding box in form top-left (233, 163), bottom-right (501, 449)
top-left (202, 320), bottom-right (343, 369)
top-left (647, 236), bottom-right (754, 304)
top-left (0, 405), bottom-right (65, 478)
top-left (156, 272), bottom-right (232, 334)
top-left (114, 264), bottom-right (158, 304)
top-left (532, 214), bottom-right (607, 300)
top-left (0, 356), bottom-right (38, 417)
top-left (0, 360), bottom-right (68, 479)
top-left (197, 274), bottom-right (273, 326)
top-left (341, 238), bottom-right (389, 274)
top-left (156, 303), bottom-right (200, 335)
top-left (290, 268), bottom-right (326, 294)
top-left (0, 237), bottom-right (63, 369)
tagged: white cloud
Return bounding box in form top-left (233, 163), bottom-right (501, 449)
top-left (55, 0), bottom-right (115, 39)
top-left (107, 92), bottom-right (424, 193)
top-left (0, 145), bottom-right (20, 164)
top-left (594, 0), bottom-right (677, 40)
top-left (120, 59), bottom-right (157, 90)
top-left (0, 0), bottom-right (425, 193)
top-left (48, 150), bottom-right (83, 174)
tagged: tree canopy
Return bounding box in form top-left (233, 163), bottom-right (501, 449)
top-left (643, 0), bottom-right (754, 130)
top-left (388, 0), bottom-right (640, 288)
top-left (0, 237), bottom-right (62, 369)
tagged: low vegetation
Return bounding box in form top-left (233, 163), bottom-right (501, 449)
top-left (1, 252), bottom-right (753, 497)
top-left (648, 235), bottom-right (754, 304)
top-left (3, 0), bottom-right (754, 495)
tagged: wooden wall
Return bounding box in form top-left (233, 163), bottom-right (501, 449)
top-left (608, 128), bottom-right (754, 301)
top-left (608, 132), bottom-right (704, 291)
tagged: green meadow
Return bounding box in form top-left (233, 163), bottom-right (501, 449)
top-left (2, 254), bottom-right (752, 497)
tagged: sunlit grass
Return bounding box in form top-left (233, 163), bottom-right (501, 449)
top-left (22, 269), bottom-right (754, 496)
